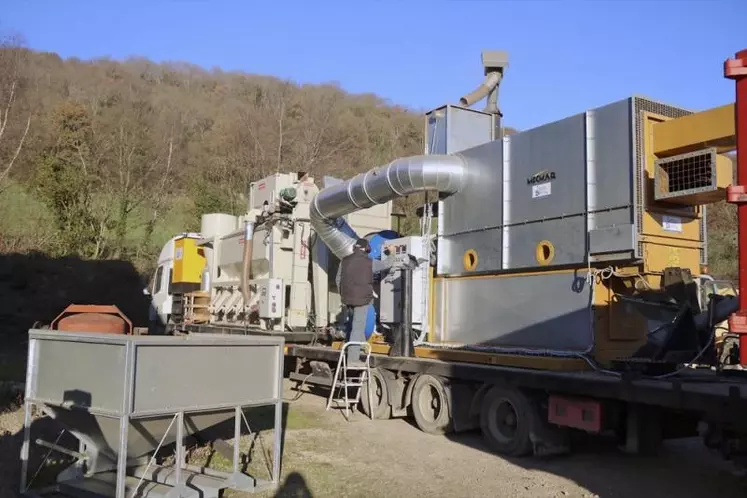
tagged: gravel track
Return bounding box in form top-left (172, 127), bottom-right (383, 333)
top-left (2, 380), bottom-right (746, 498)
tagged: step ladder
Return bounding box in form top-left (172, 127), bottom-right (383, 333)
top-left (325, 341), bottom-right (374, 421)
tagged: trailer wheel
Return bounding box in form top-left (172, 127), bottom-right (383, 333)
top-left (480, 385), bottom-right (535, 457)
top-left (360, 368), bottom-right (392, 420)
top-left (411, 374), bottom-right (452, 434)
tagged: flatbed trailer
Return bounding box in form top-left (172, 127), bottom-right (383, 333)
top-left (284, 342), bottom-right (747, 462)
top-left (174, 322), bottom-right (317, 344)
top-left (273, 47), bottom-right (747, 465)
top-left (168, 47), bottom-right (747, 467)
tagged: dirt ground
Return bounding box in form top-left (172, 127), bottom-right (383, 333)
top-left (254, 381), bottom-right (747, 498)
top-left (2, 379), bottom-right (747, 498)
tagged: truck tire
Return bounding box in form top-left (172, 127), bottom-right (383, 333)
top-left (360, 368), bottom-right (392, 420)
top-left (480, 385), bottom-right (535, 457)
top-left (410, 374), bottom-right (452, 435)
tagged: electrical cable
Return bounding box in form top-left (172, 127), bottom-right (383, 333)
top-left (284, 373), bottom-right (313, 403)
top-left (648, 294), bottom-right (719, 380)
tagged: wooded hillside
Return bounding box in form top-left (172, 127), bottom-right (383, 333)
top-left (0, 36), bottom-right (737, 282)
top-left (0, 38), bottom-right (441, 272)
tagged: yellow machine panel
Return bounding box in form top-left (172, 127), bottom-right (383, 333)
top-left (653, 104), bottom-right (736, 156)
top-left (639, 110), bottom-right (706, 278)
top-left (173, 236), bottom-right (206, 285)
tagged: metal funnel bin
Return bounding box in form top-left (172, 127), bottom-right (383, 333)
top-left (21, 330), bottom-right (285, 498)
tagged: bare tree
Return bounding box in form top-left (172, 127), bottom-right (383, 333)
top-left (293, 85), bottom-right (357, 173)
top-left (0, 33), bottom-right (32, 191)
top-left (138, 133), bottom-right (175, 260)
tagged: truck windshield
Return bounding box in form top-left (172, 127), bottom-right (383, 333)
top-left (153, 265), bottom-right (164, 294)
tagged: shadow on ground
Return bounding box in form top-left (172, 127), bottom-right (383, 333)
top-left (0, 402), bottom-right (292, 497)
top-left (0, 251), bottom-right (151, 387)
top-left (274, 472), bottom-right (314, 498)
top-left (441, 426), bottom-right (747, 498)
top-left (0, 412), bottom-right (79, 498)
top-left (290, 377), bottom-right (747, 498)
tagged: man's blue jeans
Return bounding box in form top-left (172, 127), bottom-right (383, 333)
top-left (346, 302), bottom-right (370, 364)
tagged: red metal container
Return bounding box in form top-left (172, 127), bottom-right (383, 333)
top-left (51, 304), bottom-right (132, 335)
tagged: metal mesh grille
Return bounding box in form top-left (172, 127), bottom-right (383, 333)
top-left (632, 97), bottom-right (692, 258)
top-left (654, 149), bottom-right (716, 199)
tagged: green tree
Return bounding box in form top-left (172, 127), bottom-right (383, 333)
top-left (33, 101), bottom-right (102, 257)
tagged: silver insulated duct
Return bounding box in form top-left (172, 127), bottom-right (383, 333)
top-left (311, 154), bottom-right (467, 259)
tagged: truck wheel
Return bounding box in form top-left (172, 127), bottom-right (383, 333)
top-left (480, 385), bottom-right (535, 457)
top-left (410, 374), bottom-right (452, 435)
top-left (360, 368), bottom-right (392, 420)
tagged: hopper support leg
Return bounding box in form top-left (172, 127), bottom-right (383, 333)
top-left (273, 399), bottom-right (282, 485)
top-left (222, 406), bottom-right (258, 491)
top-left (116, 416), bottom-right (129, 498)
top-left (19, 401), bottom-right (33, 494)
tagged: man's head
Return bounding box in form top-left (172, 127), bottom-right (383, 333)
top-left (353, 238), bottom-right (370, 254)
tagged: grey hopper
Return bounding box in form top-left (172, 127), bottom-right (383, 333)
top-left (21, 330), bottom-right (285, 498)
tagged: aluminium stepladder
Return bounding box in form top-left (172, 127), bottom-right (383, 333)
top-left (325, 341), bottom-right (375, 421)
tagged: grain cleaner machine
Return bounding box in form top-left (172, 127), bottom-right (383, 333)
top-left (148, 171), bottom-right (396, 339)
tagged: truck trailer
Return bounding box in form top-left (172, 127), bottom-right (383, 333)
top-left (41, 47), bottom-right (747, 475)
top-left (276, 48), bottom-right (747, 466)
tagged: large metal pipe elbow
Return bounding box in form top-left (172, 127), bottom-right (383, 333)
top-left (459, 71), bottom-right (502, 107)
top-left (311, 155), bottom-right (467, 260)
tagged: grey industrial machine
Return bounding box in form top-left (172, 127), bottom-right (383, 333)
top-left (20, 330), bottom-right (285, 498)
top-left (429, 96), bottom-right (702, 352)
top-left (309, 49), bottom-right (729, 362)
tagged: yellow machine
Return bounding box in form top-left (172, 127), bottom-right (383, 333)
top-left (313, 60), bottom-right (739, 372)
top-left (172, 235), bottom-right (206, 291)
top-left (149, 232), bottom-right (205, 328)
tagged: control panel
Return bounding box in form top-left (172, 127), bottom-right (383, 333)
top-left (379, 236), bottom-right (428, 326)
top-left (257, 278), bottom-right (283, 319)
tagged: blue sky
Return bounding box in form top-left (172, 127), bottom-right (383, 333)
top-left (2, 0), bottom-right (745, 130)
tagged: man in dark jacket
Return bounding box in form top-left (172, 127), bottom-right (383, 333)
top-left (339, 238), bottom-right (374, 365)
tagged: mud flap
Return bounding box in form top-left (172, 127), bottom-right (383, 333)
top-left (449, 383), bottom-right (478, 433)
top-left (529, 397), bottom-right (571, 457)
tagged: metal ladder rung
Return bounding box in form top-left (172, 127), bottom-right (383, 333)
top-left (330, 398), bottom-right (359, 405)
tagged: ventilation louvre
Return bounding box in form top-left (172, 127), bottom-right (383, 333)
top-left (654, 148), bottom-right (724, 205)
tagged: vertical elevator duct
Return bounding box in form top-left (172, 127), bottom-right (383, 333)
top-left (310, 155), bottom-right (467, 260)
top-left (459, 50), bottom-right (509, 139)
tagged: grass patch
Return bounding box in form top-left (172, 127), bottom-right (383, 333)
top-left (239, 402), bottom-right (331, 433)
top-left (182, 400), bottom-right (336, 497)
top-left (284, 404), bottom-right (330, 431)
